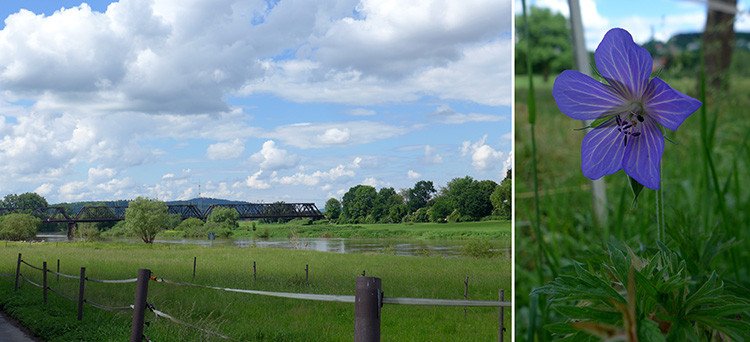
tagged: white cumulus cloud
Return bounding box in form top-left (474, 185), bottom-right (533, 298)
top-left (250, 140), bottom-right (299, 170)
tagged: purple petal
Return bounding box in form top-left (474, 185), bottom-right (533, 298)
top-left (644, 77), bottom-right (702, 131)
top-left (553, 70), bottom-right (626, 121)
top-left (595, 28), bottom-right (652, 100)
top-left (623, 118), bottom-right (664, 189)
top-left (581, 117), bottom-right (626, 180)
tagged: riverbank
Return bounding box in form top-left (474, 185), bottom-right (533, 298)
top-left (234, 219), bottom-right (511, 240)
top-left (0, 242), bottom-right (510, 341)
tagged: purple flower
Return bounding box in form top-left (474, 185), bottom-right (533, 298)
top-left (553, 28), bottom-right (701, 189)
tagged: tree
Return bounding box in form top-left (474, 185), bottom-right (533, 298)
top-left (406, 180), bottom-right (436, 213)
top-left (388, 204), bottom-right (408, 223)
top-left (443, 176), bottom-right (496, 220)
top-left (0, 213), bottom-right (41, 241)
top-left (207, 206), bottom-right (239, 229)
top-left (515, 6), bottom-right (573, 81)
top-left (340, 185), bottom-right (377, 223)
top-left (324, 198), bottom-right (342, 221)
top-left (124, 197), bottom-right (169, 243)
top-left (491, 176), bottom-right (511, 219)
top-left (373, 187), bottom-right (403, 222)
top-left (1, 192), bottom-right (48, 208)
top-left (429, 196), bottom-right (453, 223)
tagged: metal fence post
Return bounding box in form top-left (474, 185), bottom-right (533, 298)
top-left (43, 261), bottom-right (48, 304)
top-left (130, 269), bottom-right (151, 342)
top-left (14, 253), bottom-right (21, 291)
top-left (354, 276), bottom-right (381, 342)
top-left (193, 257), bottom-right (197, 278)
top-left (498, 289), bottom-right (505, 342)
top-left (78, 267), bottom-right (86, 321)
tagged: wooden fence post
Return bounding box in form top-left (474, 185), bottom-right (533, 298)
top-left (498, 289), bottom-right (504, 342)
top-left (78, 267), bottom-right (86, 321)
top-left (130, 269), bottom-right (151, 342)
top-left (354, 276), bottom-right (381, 342)
top-left (464, 276), bottom-right (469, 317)
top-left (43, 261), bottom-right (48, 304)
top-left (14, 253), bottom-right (21, 291)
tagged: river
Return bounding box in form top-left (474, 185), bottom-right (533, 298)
top-left (35, 233), bottom-right (509, 258)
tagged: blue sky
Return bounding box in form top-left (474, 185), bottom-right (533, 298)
top-left (0, 0), bottom-right (512, 207)
top-left (517, 0), bottom-right (750, 49)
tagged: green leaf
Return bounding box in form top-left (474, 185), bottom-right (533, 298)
top-left (553, 305), bottom-right (621, 322)
top-left (629, 176), bottom-right (645, 206)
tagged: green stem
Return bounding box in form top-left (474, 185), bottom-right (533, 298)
top-left (656, 162), bottom-right (665, 243)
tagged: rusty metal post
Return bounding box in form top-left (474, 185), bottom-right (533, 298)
top-left (354, 276), bottom-right (382, 342)
top-left (130, 269), bottom-right (151, 342)
top-left (43, 262), bottom-right (48, 304)
top-left (14, 253), bottom-right (21, 291)
top-left (56, 259), bottom-right (60, 283)
top-left (78, 267), bottom-right (86, 321)
top-left (498, 289), bottom-right (505, 342)
top-left (193, 257), bottom-right (196, 278)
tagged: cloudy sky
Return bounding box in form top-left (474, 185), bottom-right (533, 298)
top-left (517, 0), bottom-right (750, 49)
top-left (0, 0), bottom-right (512, 206)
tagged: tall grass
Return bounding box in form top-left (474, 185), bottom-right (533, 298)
top-left (0, 242), bottom-right (510, 341)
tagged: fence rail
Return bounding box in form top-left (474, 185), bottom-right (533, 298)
top-left (6, 253), bottom-right (510, 341)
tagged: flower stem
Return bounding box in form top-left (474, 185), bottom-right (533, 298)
top-left (656, 162), bottom-right (665, 242)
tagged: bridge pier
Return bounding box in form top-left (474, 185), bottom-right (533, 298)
top-left (67, 222), bottom-right (77, 241)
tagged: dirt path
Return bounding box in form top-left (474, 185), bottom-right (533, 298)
top-left (0, 311), bottom-right (41, 342)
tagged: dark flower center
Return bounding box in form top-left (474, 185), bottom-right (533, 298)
top-left (615, 113), bottom-right (642, 147)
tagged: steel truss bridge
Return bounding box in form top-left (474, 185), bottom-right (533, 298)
top-left (0, 203), bottom-right (324, 239)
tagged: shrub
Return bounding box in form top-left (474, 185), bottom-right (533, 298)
top-left (0, 213), bottom-right (41, 241)
top-left (447, 210), bottom-right (461, 223)
top-left (77, 223), bottom-right (103, 242)
top-left (102, 221), bottom-right (131, 237)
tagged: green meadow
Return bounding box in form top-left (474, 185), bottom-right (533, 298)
top-left (0, 241), bottom-right (510, 341)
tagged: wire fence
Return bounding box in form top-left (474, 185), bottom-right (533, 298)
top-left (6, 252), bottom-right (510, 341)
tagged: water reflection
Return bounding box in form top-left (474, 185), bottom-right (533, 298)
top-left (36, 234), bottom-right (509, 258)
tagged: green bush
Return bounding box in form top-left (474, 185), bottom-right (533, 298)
top-left (0, 213), bottom-right (41, 241)
top-left (101, 221), bottom-right (131, 237)
top-left (77, 223), bottom-right (103, 242)
top-left (447, 210), bottom-right (461, 223)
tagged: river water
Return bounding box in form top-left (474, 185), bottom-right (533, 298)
top-left (36, 233), bottom-right (509, 258)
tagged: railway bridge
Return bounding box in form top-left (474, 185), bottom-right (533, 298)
top-left (0, 202), bottom-right (325, 239)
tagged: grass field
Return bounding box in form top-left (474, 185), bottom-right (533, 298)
top-left (228, 220), bottom-right (512, 240)
top-left (0, 241), bottom-right (510, 341)
top-left (515, 74), bottom-right (750, 339)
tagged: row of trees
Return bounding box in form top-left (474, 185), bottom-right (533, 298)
top-left (324, 171), bottom-right (511, 224)
top-left (106, 197), bottom-right (240, 243)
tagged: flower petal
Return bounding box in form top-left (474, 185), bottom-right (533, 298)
top-left (644, 77), bottom-right (702, 131)
top-left (553, 70), bottom-right (626, 120)
top-left (581, 117), bottom-right (626, 180)
top-left (623, 118), bottom-right (664, 189)
top-left (595, 28), bottom-right (652, 100)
